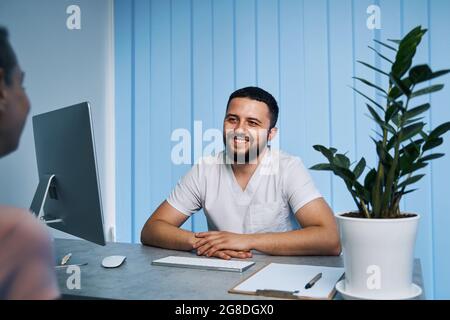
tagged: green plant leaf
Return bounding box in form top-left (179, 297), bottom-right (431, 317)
top-left (353, 157), bottom-right (366, 179)
top-left (420, 130), bottom-right (429, 140)
top-left (334, 154), bottom-right (351, 169)
top-left (402, 103), bottom-right (430, 122)
top-left (333, 166), bottom-right (356, 184)
top-left (373, 39), bottom-right (397, 52)
top-left (397, 174), bottom-right (425, 190)
top-left (353, 77), bottom-right (388, 95)
top-left (391, 26), bottom-right (426, 78)
top-left (410, 84), bottom-right (444, 98)
top-left (403, 188), bottom-right (418, 195)
top-left (373, 138), bottom-right (394, 166)
top-left (310, 163), bottom-right (333, 171)
top-left (356, 60), bottom-right (390, 77)
top-left (400, 141), bottom-right (421, 160)
top-left (366, 104), bottom-right (383, 124)
top-left (409, 65), bottom-right (432, 84)
top-left (419, 153), bottom-right (445, 162)
top-left (387, 39), bottom-right (401, 45)
top-left (385, 101), bottom-right (403, 122)
top-left (401, 139), bottom-right (423, 156)
top-left (313, 145), bottom-right (334, 161)
top-left (391, 46), bottom-right (416, 79)
top-left (426, 69), bottom-right (450, 82)
top-left (381, 122), bottom-right (397, 135)
top-left (390, 73), bottom-right (412, 97)
top-left (368, 46), bottom-right (394, 64)
top-left (400, 162), bottom-right (428, 176)
top-left (429, 122), bottom-right (450, 139)
top-left (399, 149), bottom-right (420, 175)
top-left (399, 123), bottom-right (425, 142)
top-left (364, 168), bottom-right (377, 190)
top-left (409, 65), bottom-right (450, 84)
top-left (351, 86), bottom-right (384, 111)
top-left (389, 78), bottom-right (412, 100)
top-left (422, 137), bottom-right (444, 152)
top-left (403, 117), bottom-right (425, 126)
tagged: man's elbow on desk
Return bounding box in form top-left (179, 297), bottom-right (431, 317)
top-left (316, 221), bottom-right (341, 256)
top-left (324, 232), bottom-right (342, 256)
top-left (140, 219), bottom-right (157, 247)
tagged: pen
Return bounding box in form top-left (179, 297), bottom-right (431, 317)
top-left (61, 253), bottom-right (72, 266)
top-left (55, 262), bottom-right (88, 269)
top-left (305, 272), bottom-right (322, 289)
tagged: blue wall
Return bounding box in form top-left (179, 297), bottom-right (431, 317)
top-left (0, 0), bottom-right (116, 241)
top-left (115, 0), bottom-right (450, 299)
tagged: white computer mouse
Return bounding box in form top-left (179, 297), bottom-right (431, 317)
top-left (101, 255), bottom-right (127, 268)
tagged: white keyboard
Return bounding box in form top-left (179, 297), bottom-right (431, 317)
top-left (152, 256), bottom-right (255, 272)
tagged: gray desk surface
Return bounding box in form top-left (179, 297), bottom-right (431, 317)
top-left (54, 239), bottom-right (425, 300)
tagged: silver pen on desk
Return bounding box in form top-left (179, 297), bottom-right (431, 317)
top-left (60, 253), bottom-right (72, 266)
top-left (55, 262), bottom-right (88, 269)
top-left (305, 272), bottom-right (322, 289)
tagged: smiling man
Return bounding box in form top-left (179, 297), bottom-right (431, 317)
top-left (141, 86), bottom-right (341, 259)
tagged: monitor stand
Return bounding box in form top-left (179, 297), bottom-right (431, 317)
top-left (31, 175), bottom-right (88, 268)
top-left (30, 174), bottom-right (63, 225)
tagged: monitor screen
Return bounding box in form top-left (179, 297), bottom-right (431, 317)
top-left (31, 102), bottom-right (105, 246)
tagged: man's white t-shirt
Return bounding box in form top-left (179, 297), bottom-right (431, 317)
top-left (167, 148), bottom-right (322, 234)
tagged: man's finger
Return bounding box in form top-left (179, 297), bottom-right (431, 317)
top-left (193, 234), bottom-right (222, 248)
top-left (213, 251), bottom-right (231, 260)
top-left (192, 238), bottom-right (210, 249)
top-left (198, 238), bottom-right (225, 256)
top-left (197, 242), bottom-right (214, 256)
top-left (205, 242), bottom-right (225, 257)
top-left (195, 231), bottom-right (219, 238)
top-left (222, 250), bottom-right (248, 259)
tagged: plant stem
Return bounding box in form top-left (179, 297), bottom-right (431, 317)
top-left (359, 199), bottom-right (371, 218)
top-left (373, 84), bottom-right (392, 218)
top-left (382, 94), bottom-right (411, 218)
top-left (391, 144), bottom-right (424, 213)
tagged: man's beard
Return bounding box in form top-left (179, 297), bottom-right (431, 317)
top-left (223, 131), bottom-right (268, 164)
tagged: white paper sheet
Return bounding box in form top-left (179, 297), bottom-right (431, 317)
top-left (233, 263), bottom-right (344, 299)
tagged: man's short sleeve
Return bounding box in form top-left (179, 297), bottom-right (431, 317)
top-left (167, 163), bottom-right (203, 216)
top-left (284, 157), bottom-right (322, 214)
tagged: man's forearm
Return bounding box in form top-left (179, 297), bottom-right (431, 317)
top-left (249, 227), bottom-right (341, 256)
top-left (141, 220), bottom-right (196, 251)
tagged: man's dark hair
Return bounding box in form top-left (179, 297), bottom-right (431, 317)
top-left (226, 86), bottom-right (279, 129)
top-left (0, 26), bottom-right (18, 86)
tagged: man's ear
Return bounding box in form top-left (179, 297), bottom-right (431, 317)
top-left (268, 127), bottom-right (278, 142)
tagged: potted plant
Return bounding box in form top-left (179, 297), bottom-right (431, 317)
top-left (311, 25), bottom-right (450, 299)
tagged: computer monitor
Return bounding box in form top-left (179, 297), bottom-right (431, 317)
top-left (30, 102), bottom-right (106, 246)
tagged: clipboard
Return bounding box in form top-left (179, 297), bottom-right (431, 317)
top-left (228, 263), bottom-right (345, 300)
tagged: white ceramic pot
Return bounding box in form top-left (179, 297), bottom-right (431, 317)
top-left (336, 213), bottom-right (420, 299)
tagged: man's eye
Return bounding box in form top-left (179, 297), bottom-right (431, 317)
top-left (248, 121), bottom-right (258, 126)
top-left (228, 118), bottom-right (237, 123)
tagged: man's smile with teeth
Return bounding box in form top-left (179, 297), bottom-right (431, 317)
top-left (233, 136), bottom-right (250, 144)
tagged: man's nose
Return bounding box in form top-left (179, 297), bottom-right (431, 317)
top-left (234, 121), bottom-right (247, 133)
